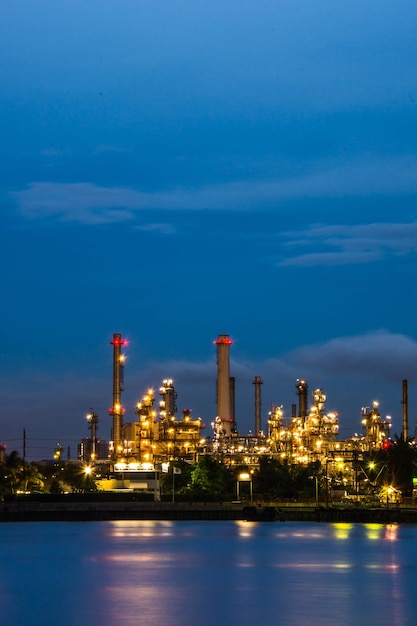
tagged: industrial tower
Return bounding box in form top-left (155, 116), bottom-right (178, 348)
top-left (253, 376), bottom-right (263, 435)
top-left (214, 334), bottom-right (234, 436)
top-left (109, 333), bottom-right (127, 460)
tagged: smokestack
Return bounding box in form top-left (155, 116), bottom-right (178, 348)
top-left (296, 379), bottom-right (309, 420)
top-left (110, 333), bottom-right (127, 459)
top-left (253, 376), bottom-right (263, 435)
top-left (402, 379), bottom-right (408, 441)
top-left (214, 334), bottom-right (233, 436)
top-left (86, 409), bottom-right (99, 461)
top-left (230, 376), bottom-right (236, 433)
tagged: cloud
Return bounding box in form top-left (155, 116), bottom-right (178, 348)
top-left (279, 220), bottom-right (417, 266)
top-left (12, 183), bottom-right (135, 225)
top-left (290, 330), bottom-right (417, 382)
top-left (92, 145), bottom-right (130, 155)
top-left (40, 148), bottom-right (69, 157)
top-left (135, 223), bottom-right (176, 235)
top-left (11, 155), bottom-right (417, 224)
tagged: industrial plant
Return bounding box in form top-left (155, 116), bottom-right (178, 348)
top-left (75, 332), bottom-right (412, 496)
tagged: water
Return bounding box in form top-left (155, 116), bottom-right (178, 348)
top-left (0, 520), bottom-right (416, 626)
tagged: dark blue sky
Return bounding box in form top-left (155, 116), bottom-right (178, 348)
top-left (2, 1), bottom-right (417, 459)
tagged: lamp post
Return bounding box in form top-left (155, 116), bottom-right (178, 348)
top-left (237, 472), bottom-right (253, 502)
top-left (172, 466), bottom-right (181, 503)
top-left (325, 458), bottom-right (329, 508)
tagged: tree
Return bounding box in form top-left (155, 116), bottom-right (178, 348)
top-left (2, 450), bottom-right (24, 495)
top-left (160, 460), bottom-right (193, 496)
top-left (190, 456), bottom-right (234, 498)
top-left (61, 463), bottom-right (97, 493)
top-left (19, 463), bottom-right (44, 492)
top-left (380, 434), bottom-right (417, 497)
top-left (253, 457), bottom-right (293, 499)
top-left (253, 457), bottom-right (322, 500)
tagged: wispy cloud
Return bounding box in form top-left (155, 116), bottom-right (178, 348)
top-left (289, 330), bottom-right (417, 382)
top-left (92, 144), bottom-right (131, 155)
top-left (11, 154), bottom-right (417, 224)
top-left (279, 220), bottom-right (417, 266)
top-left (135, 223), bottom-right (176, 235)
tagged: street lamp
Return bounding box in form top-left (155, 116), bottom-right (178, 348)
top-left (385, 484), bottom-right (394, 509)
top-left (237, 472), bottom-right (253, 502)
top-left (171, 465), bottom-right (181, 503)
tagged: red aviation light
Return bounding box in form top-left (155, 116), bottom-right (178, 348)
top-left (213, 337), bottom-right (233, 345)
top-left (110, 338), bottom-right (128, 346)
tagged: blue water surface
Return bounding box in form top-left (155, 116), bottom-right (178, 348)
top-left (0, 520), bottom-right (415, 626)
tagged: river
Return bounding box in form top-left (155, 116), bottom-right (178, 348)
top-left (0, 520), bottom-right (415, 625)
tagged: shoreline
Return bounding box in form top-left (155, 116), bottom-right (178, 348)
top-left (1, 501), bottom-right (416, 523)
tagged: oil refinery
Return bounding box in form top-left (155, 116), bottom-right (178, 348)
top-left (73, 332), bottom-right (413, 496)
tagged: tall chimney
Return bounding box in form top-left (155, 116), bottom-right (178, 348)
top-left (253, 376), bottom-right (263, 435)
top-left (230, 376), bottom-right (236, 433)
top-left (296, 379), bottom-right (309, 421)
top-left (214, 334), bottom-right (233, 436)
top-left (402, 379), bottom-right (409, 441)
top-left (110, 333), bottom-right (127, 459)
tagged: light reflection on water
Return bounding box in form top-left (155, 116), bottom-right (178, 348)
top-left (107, 519), bottom-right (176, 538)
top-left (0, 520), bottom-right (415, 626)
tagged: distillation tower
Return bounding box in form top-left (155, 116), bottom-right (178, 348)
top-left (361, 401), bottom-right (391, 451)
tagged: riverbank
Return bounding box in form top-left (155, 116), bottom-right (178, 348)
top-left (1, 500), bottom-right (417, 523)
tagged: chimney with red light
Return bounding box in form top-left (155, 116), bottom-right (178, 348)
top-left (110, 333), bottom-right (127, 460)
top-left (214, 334), bottom-right (233, 436)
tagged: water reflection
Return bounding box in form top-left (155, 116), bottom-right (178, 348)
top-left (103, 584), bottom-right (179, 626)
top-left (331, 522), bottom-right (399, 542)
top-left (332, 522), bottom-right (354, 540)
top-left (385, 524), bottom-right (399, 541)
top-left (236, 520), bottom-right (257, 537)
top-left (107, 520), bottom-right (175, 538)
top-left (364, 523), bottom-right (384, 541)
top-left (103, 553), bottom-right (174, 565)
top-left (0, 521), bottom-right (416, 626)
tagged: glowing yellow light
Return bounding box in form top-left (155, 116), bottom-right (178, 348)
top-left (365, 523), bottom-right (383, 541)
top-left (333, 523), bottom-right (353, 540)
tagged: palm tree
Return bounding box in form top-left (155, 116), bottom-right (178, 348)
top-left (19, 463), bottom-right (45, 492)
top-left (3, 450), bottom-right (24, 495)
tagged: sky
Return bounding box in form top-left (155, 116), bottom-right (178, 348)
top-left (1, 1), bottom-right (417, 460)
